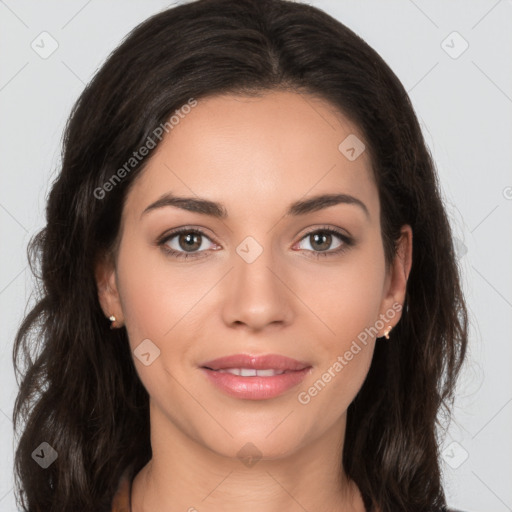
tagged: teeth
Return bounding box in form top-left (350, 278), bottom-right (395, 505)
top-left (217, 368), bottom-right (286, 377)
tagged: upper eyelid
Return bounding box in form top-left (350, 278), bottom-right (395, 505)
top-left (158, 226), bottom-right (214, 243)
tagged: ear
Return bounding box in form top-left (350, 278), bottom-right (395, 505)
top-left (94, 253), bottom-right (124, 326)
top-left (378, 225), bottom-right (413, 335)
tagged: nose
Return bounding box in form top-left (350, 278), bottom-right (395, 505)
top-left (221, 239), bottom-right (295, 332)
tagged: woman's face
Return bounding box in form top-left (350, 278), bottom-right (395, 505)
top-left (97, 90), bottom-right (411, 461)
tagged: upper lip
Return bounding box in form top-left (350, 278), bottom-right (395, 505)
top-left (201, 354), bottom-right (310, 371)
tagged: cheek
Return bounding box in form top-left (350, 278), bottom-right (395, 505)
top-left (296, 317), bottom-right (376, 428)
top-left (115, 239), bottom-right (202, 398)
top-left (295, 241), bottom-right (386, 345)
top-left (313, 343), bottom-right (375, 422)
top-left (116, 236), bottom-right (206, 345)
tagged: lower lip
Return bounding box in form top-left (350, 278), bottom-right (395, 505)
top-left (201, 367), bottom-right (312, 400)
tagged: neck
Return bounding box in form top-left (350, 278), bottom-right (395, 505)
top-left (130, 404), bottom-right (365, 512)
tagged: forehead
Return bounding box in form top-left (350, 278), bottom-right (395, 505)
top-left (124, 90), bottom-right (377, 221)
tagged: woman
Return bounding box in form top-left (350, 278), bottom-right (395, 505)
top-left (12, 0), bottom-right (468, 511)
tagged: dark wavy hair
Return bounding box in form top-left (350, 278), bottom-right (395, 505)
top-left (12, 0), bottom-right (468, 510)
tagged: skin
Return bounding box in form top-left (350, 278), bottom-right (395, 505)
top-left (96, 90), bottom-right (412, 512)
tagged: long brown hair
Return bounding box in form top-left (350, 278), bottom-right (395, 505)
top-left (13, 0), bottom-right (468, 510)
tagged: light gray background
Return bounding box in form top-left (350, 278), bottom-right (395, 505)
top-left (1, 1), bottom-right (511, 511)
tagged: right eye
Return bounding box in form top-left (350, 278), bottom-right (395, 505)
top-left (158, 228), bottom-right (219, 260)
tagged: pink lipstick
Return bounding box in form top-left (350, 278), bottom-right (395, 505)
top-left (200, 354), bottom-right (312, 400)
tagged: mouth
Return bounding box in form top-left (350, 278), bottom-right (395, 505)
top-left (199, 354), bottom-right (312, 400)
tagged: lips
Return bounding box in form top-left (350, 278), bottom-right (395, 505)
top-left (200, 354), bottom-right (312, 400)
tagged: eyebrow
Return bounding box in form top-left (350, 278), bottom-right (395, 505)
top-left (141, 192), bottom-right (370, 219)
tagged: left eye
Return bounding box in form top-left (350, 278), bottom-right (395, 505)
top-left (295, 229), bottom-right (346, 253)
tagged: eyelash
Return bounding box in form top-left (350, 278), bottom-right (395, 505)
top-left (157, 226), bottom-right (354, 261)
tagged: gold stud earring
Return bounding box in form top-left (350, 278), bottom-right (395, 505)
top-left (384, 326), bottom-right (392, 340)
